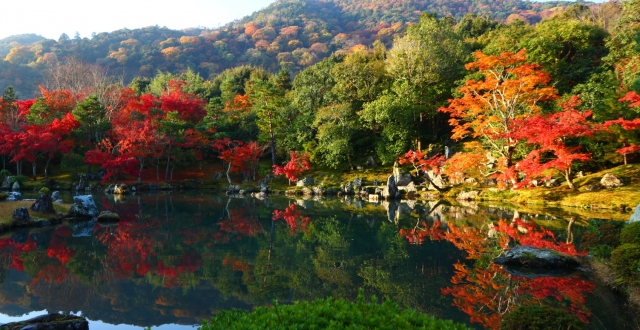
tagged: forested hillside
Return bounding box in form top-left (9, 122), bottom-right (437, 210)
top-left (0, 0), bottom-right (583, 98)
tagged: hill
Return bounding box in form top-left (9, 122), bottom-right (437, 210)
top-left (0, 0), bottom-right (584, 97)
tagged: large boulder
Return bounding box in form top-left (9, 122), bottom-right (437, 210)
top-left (395, 173), bottom-right (412, 187)
top-left (68, 195), bottom-right (99, 218)
top-left (12, 207), bottom-right (30, 223)
top-left (1, 176), bottom-right (12, 189)
top-left (493, 245), bottom-right (580, 269)
top-left (601, 173), bottom-right (623, 188)
top-left (0, 313), bottom-right (88, 330)
top-left (382, 175), bottom-right (399, 200)
top-left (51, 191), bottom-right (60, 200)
top-left (296, 177), bottom-right (314, 187)
top-left (11, 181), bottom-right (20, 191)
top-left (31, 193), bottom-right (55, 214)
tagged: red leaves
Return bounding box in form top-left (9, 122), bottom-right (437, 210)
top-left (510, 96), bottom-right (597, 188)
top-left (398, 150), bottom-right (445, 175)
top-left (272, 150), bottom-right (311, 183)
top-left (272, 204), bottom-right (311, 235)
top-left (494, 218), bottom-right (586, 256)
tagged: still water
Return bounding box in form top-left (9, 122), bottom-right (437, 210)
top-left (0, 192), bottom-right (637, 329)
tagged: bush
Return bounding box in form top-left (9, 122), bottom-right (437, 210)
top-left (39, 187), bottom-right (50, 195)
top-left (500, 305), bottom-right (586, 330)
top-left (610, 243), bottom-right (640, 284)
top-left (200, 289), bottom-right (471, 330)
top-left (0, 169), bottom-right (11, 180)
top-left (0, 192), bottom-right (8, 201)
top-left (620, 222), bottom-right (640, 245)
top-left (10, 175), bottom-right (28, 185)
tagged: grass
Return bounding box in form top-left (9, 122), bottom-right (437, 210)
top-left (0, 200), bottom-right (72, 225)
top-left (467, 164), bottom-right (640, 216)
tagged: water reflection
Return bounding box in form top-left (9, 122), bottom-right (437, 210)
top-left (0, 194), bottom-right (635, 329)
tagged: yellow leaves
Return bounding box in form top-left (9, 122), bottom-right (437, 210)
top-left (161, 47), bottom-right (181, 61)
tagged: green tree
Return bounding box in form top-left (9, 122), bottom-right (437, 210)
top-left (72, 95), bottom-right (110, 174)
top-left (360, 13), bottom-right (469, 163)
top-left (249, 77), bottom-right (288, 165)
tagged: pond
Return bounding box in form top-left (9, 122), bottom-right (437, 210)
top-left (0, 192), bottom-right (637, 329)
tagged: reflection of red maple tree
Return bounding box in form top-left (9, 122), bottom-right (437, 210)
top-left (215, 208), bottom-right (264, 243)
top-left (0, 237), bottom-right (37, 271)
top-left (494, 219), bottom-right (586, 256)
top-left (223, 256), bottom-right (250, 272)
top-left (272, 204), bottom-right (311, 235)
top-left (399, 220), bottom-right (446, 244)
top-left (434, 219), bottom-right (592, 329)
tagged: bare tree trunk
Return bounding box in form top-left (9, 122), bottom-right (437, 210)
top-left (32, 161), bottom-right (37, 180)
top-left (226, 161), bottom-right (233, 186)
top-left (564, 169), bottom-right (575, 190)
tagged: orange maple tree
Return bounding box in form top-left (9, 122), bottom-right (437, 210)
top-left (439, 50), bottom-right (558, 182)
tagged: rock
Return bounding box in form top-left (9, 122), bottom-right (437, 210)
top-left (51, 191), bottom-right (60, 200)
top-left (369, 194), bottom-right (380, 202)
top-left (76, 174), bottom-right (88, 191)
top-left (212, 172), bottom-right (223, 180)
top-left (296, 177), bottom-right (314, 187)
top-left (1, 176), bottom-right (13, 189)
top-left (104, 184), bottom-right (115, 194)
top-left (301, 187), bottom-right (313, 196)
top-left (6, 191), bottom-right (22, 201)
top-left (252, 192), bottom-right (267, 200)
top-left (382, 175), bottom-right (399, 200)
top-left (11, 181), bottom-right (20, 191)
top-left (457, 190), bottom-right (480, 200)
top-left (0, 313), bottom-right (88, 330)
top-left (601, 173), bottom-right (623, 188)
top-left (483, 178), bottom-right (497, 186)
top-left (112, 183), bottom-right (128, 194)
top-left (544, 178), bottom-right (560, 188)
top-left (493, 245), bottom-right (580, 269)
top-left (404, 182), bottom-right (417, 193)
top-left (12, 207), bottom-right (30, 223)
top-left (464, 178), bottom-right (477, 184)
top-left (31, 193), bottom-right (55, 214)
top-left (54, 199), bottom-right (64, 204)
top-left (312, 186), bottom-right (326, 196)
top-left (365, 156), bottom-right (377, 167)
top-left (352, 177), bottom-right (364, 188)
top-left (396, 173), bottom-right (412, 187)
top-left (630, 203), bottom-right (640, 223)
top-left (97, 211), bottom-right (120, 223)
top-left (585, 184), bottom-right (603, 192)
top-left (342, 182), bottom-right (353, 194)
top-left (68, 195), bottom-right (99, 218)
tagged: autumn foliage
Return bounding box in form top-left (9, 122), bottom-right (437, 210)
top-left (272, 151), bottom-right (311, 184)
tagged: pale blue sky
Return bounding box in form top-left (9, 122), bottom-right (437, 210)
top-left (1, 0), bottom-right (277, 40)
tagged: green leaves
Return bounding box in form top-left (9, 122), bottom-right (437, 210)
top-left (200, 288), bottom-right (471, 330)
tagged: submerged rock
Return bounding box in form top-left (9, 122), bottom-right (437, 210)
top-left (493, 245), bottom-right (580, 269)
top-left (97, 211), bottom-right (120, 224)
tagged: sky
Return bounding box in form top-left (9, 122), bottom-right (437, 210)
top-left (0, 0), bottom-right (277, 40)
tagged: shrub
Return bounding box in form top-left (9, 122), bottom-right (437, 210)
top-left (620, 222), bottom-right (640, 245)
top-left (200, 289), bottom-right (471, 330)
top-left (500, 305), bottom-right (586, 330)
top-left (10, 175), bottom-right (28, 185)
top-left (610, 243), bottom-right (640, 284)
top-left (39, 187), bottom-right (50, 195)
top-left (0, 192), bottom-right (8, 201)
top-left (0, 169), bottom-right (11, 180)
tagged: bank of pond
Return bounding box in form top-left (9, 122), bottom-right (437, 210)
top-left (0, 192), bottom-right (637, 329)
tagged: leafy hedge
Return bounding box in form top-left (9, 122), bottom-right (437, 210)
top-left (500, 305), bottom-right (586, 330)
top-left (200, 290), bottom-right (470, 330)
